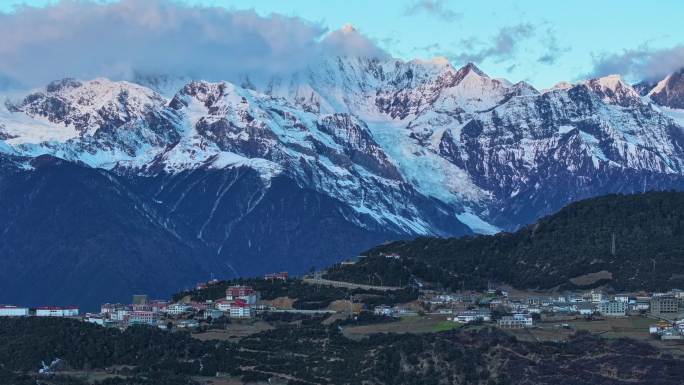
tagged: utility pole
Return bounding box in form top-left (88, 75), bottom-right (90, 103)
top-left (349, 294), bottom-right (354, 317)
top-left (611, 232), bottom-right (616, 256)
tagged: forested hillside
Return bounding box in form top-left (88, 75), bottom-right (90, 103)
top-left (1, 317), bottom-right (683, 385)
top-left (328, 192), bottom-right (684, 291)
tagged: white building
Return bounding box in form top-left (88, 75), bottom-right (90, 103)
top-left (590, 290), bottom-right (605, 303)
top-left (0, 305), bottom-right (29, 317)
top-left (599, 300), bottom-right (627, 317)
top-left (373, 305), bottom-right (393, 316)
top-left (216, 300), bottom-right (232, 312)
top-left (86, 314), bottom-right (105, 325)
top-left (229, 300), bottom-right (252, 318)
top-left (36, 306), bottom-right (79, 317)
top-left (165, 303), bottom-right (192, 316)
top-left (454, 309), bottom-right (491, 323)
top-left (576, 303), bottom-right (595, 316)
top-left (498, 314), bottom-right (533, 328)
top-left (126, 311), bottom-right (156, 325)
top-left (226, 285), bottom-right (259, 305)
top-left (101, 303), bottom-right (126, 314)
top-left (614, 294), bottom-right (630, 303)
top-left (110, 308), bottom-right (131, 322)
top-left (204, 308), bottom-right (224, 320)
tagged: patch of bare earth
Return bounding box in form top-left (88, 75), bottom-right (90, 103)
top-left (569, 270), bottom-right (613, 286)
top-left (260, 297), bottom-right (295, 309)
top-left (192, 321), bottom-right (274, 341)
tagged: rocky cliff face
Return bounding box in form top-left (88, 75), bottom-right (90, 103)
top-left (647, 68), bottom-right (684, 109)
top-left (2, 57), bottom-right (684, 306)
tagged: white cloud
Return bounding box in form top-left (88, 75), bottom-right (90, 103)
top-left (0, 0), bottom-right (388, 88)
top-left (404, 0), bottom-right (462, 22)
top-left (450, 23), bottom-right (535, 64)
top-left (589, 44), bottom-right (684, 82)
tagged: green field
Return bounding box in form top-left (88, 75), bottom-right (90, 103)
top-left (433, 320), bottom-right (464, 332)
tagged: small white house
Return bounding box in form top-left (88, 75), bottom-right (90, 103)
top-left (373, 305), bottom-right (393, 316)
top-left (216, 300), bottom-right (232, 312)
top-left (614, 294), bottom-right (630, 303)
top-left (86, 314), bottom-right (105, 325)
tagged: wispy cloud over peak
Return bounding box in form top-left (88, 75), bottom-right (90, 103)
top-left (0, 0), bottom-right (389, 88)
top-left (588, 44), bottom-right (684, 82)
top-left (450, 23), bottom-right (535, 64)
top-left (404, 0), bottom-right (462, 22)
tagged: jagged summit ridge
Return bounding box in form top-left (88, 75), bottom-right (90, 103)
top-left (2, 56), bottom-right (684, 235)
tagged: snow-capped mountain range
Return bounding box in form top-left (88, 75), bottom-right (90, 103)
top-left (1, 57), bottom-right (684, 307)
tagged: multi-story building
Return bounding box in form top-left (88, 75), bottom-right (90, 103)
top-left (110, 307), bottom-right (132, 322)
top-left (498, 314), bottom-right (533, 329)
top-left (614, 294), bottom-right (630, 303)
top-left (454, 309), bottom-right (491, 323)
top-left (203, 308), bottom-right (224, 320)
top-left (0, 305), bottom-right (29, 317)
top-left (215, 300), bottom-right (232, 312)
top-left (576, 302), bottom-right (595, 316)
top-left (229, 299), bottom-right (252, 318)
top-left (126, 311), bottom-right (156, 325)
top-left (226, 285), bottom-right (259, 304)
top-left (132, 303), bottom-right (153, 312)
top-left (188, 302), bottom-right (207, 312)
top-left (631, 299), bottom-right (651, 313)
top-left (165, 303), bottom-right (192, 316)
top-left (590, 290), bottom-right (605, 303)
top-left (149, 301), bottom-right (168, 313)
top-left (36, 306), bottom-right (79, 317)
top-left (651, 296), bottom-right (680, 316)
top-left (264, 272), bottom-right (289, 281)
top-left (599, 300), bottom-right (627, 317)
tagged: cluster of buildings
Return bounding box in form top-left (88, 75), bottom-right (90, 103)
top-left (422, 288), bottom-right (684, 319)
top-left (413, 288), bottom-right (684, 330)
top-left (264, 272), bottom-right (289, 281)
top-left (0, 305), bottom-right (79, 318)
top-left (86, 285), bottom-right (262, 329)
top-left (649, 319), bottom-right (684, 340)
top-left (372, 305), bottom-right (418, 317)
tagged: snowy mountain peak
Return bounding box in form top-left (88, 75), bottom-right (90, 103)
top-left (583, 74), bottom-right (641, 107)
top-left (547, 81), bottom-right (574, 92)
top-left (456, 62), bottom-right (487, 78)
top-left (46, 78), bottom-right (83, 93)
top-left (1, 77), bottom-right (167, 146)
top-left (648, 68), bottom-right (684, 110)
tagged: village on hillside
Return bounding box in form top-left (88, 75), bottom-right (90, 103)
top-left (2, 257), bottom-right (684, 345)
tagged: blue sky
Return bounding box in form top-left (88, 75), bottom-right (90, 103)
top-left (1, 0), bottom-right (683, 88)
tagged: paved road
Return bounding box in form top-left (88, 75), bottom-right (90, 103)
top-left (302, 277), bottom-right (403, 291)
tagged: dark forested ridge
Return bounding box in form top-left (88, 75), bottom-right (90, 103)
top-left (329, 192), bottom-right (684, 292)
top-left (1, 317), bottom-right (683, 385)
